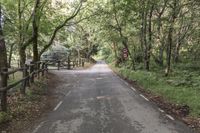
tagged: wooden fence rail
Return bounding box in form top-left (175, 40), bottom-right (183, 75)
top-left (0, 61), bottom-right (48, 112)
top-left (0, 58), bottom-right (86, 112)
top-left (46, 58), bottom-right (86, 70)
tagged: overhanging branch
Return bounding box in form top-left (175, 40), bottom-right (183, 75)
top-left (39, 2), bottom-right (83, 56)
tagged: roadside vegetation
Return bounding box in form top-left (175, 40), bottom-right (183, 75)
top-left (0, 0), bottom-right (200, 130)
top-left (92, 0), bottom-right (200, 121)
top-left (109, 62), bottom-right (200, 117)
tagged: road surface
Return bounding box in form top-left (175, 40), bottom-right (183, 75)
top-left (29, 61), bottom-right (195, 133)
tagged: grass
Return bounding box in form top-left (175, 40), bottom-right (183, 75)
top-left (8, 71), bottom-right (23, 86)
top-left (0, 112), bottom-right (11, 124)
top-left (111, 63), bottom-right (200, 117)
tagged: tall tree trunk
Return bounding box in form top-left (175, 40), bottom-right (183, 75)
top-left (32, 31), bottom-right (39, 62)
top-left (18, 0), bottom-right (26, 67)
top-left (8, 44), bottom-right (14, 68)
top-left (155, 0), bottom-right (167, 66)
top-left (112, 0), bottom-right (135, 69)
top-left (165, 0), bottom-right (178, 76)
top-left (32, 0), bottom-right (40, 62)
top-left (142, 4), bottom-right (148, 70)
top-left (146, 5), bottom-right (154, 71)
top-left (18, 0), bottom-right (23, 65)
top-left (112, 42), bottom-right (118, 62)
top-left (165, 26), bottom-right (173, 76)
top-left (0, 3), bottom-right (8, 77)
top-left (173, 15), bottom-right (193, 63)
top-left (19, 47), bottom-right (26, 67)
top-left (158, 46), bottom-right (164, 66)
top-left (0, 3), bottom-right (8, 111)
top-left (174, 31), bottom-right (181, 63)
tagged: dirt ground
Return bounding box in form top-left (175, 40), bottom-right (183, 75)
top-left (0, 73), bottom-right (61, 133)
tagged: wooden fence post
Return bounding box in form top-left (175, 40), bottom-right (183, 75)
top-left (73, 61), bottom-right (75, 68)
top-left (79, 59), bottom-right (81, 67)
top-left (45, 62), bottom-right (48, 73)
top-left (26, 65), bottom-right (30, 87)
top-left (82, 59), bottom-right (85, 67)
top-left (67, 57), bottom-right (71, 70)
top-left (41, 62), bottom-right (45, 77)
top-left (76, 60), bottom-right (78, 67)
top-left (0, 68), bottom-right (8, 112)
top-left (30, 62), bottom-right (35, 83)
top-left (37, 62), bottom-right (41, 79)
top-left (57, 60), bottom-right (60, 70)
top-left (20, 65), bottom-right (28, 95)
top-left (44, 62), bottom-right (48, 78)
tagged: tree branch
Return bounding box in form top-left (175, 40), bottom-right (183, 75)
top-left (39, 2), bottom-right (83, 56)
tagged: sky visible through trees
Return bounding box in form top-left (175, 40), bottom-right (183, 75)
top-left (0, 0), bottom-right (200, 119)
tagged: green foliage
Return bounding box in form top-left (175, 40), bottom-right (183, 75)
top-left (1, 0), bottom-right (200, 121)
top-left (0, 112), bottom-right (10, 124)
top-left (26, 81), bottom-right (47, 100)
top-left (112, 64), bottom-right (200, 117)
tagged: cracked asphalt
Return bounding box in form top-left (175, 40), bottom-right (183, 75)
top-left (28, 61), bottom-right (196, 133)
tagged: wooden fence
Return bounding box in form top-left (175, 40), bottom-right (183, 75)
top-left (0, 61), bottom-right (48, 112)
top-left (47, 58), bottom-right (86, 70)
top-left (0, 58), bottom-right (86, 112)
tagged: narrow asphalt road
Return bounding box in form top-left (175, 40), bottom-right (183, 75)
top-left (29, 61), bottom-right (195, 133)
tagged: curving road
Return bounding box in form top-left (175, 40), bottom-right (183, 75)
top-left (29, 61), bottom-right (195, 133)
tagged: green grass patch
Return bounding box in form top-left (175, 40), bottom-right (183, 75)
top-left (111, 64), bottom-right (200, 117)
top-left (0, 112), bottom-right (11, 124)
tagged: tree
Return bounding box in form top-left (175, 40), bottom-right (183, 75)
top-left (38, 0), bottom-right (84, 58)
top-left (0, 3), bottom-right (7, 71)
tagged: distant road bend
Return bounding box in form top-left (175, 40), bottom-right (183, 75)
top-left (30, 61), bottom-right (195, 133)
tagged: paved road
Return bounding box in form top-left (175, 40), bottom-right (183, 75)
top-left (29, 62), bottom-right (195, 133)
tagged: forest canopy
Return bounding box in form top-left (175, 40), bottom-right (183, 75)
top-left (0, 0), bottom-right (200, 120)
top-left (0, 0), bottom-right (199, 74)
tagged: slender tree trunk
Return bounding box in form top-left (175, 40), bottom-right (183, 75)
top-left (173, 16), bottom-right (192, 63)
top-left (112, 42), bottom-right (118, 60)
top-left (174, 43), bottom-right (181, 63)
top-left (143, 7), bottom-right (148, 70)
top-left (155, 0), bottom-right (167, 66)
top-left (146, 5), bottom-right (154, 71)
top-left (158, 46), bottom-right (164, 66)
top-left (18, 0), bottom-right (23, 65)
top-left (174, 31), bottom-right (182, 63)
top-left (0, 3), bottom-right (8, 77)
top-left (32, 0), bottom-right (40, 62)
top-left (18, 0), bottom-right (26, 67)
top-left (8, 44), bottom-right (14, 68)
top-left (19, 47), bottom-right (26, 67)
top-left (112, 0), bottom-right (135, 69)
top-left (165, 26), bottom-right (173, 76)
top-left (165, 0), bottom-right (177, 76)
top-left (0, 4), bottom-right (8, 111)
top-left (32, 33), bottom-right (39, 62)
